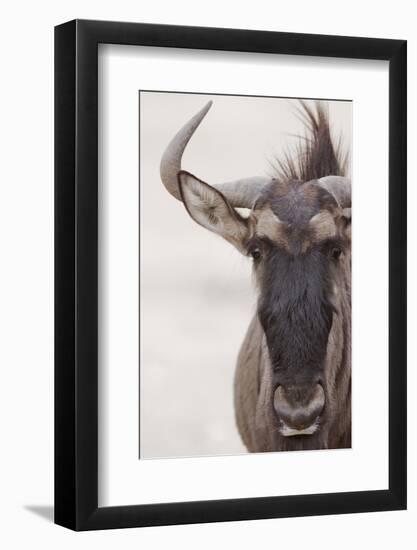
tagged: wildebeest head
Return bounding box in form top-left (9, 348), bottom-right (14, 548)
top-left (160, 100), bottom-right (351, 448)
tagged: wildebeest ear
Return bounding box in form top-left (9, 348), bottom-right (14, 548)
top-left (178, 170), bottom-right (249, 253)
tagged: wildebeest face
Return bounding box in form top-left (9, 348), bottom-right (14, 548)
top-left (249, 180), bottom-right (351, 438)
top-left (178, 172), bottom-right (351, 440)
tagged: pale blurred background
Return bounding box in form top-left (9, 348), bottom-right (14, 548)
top-left (140, 92), bottom-right (351, 459)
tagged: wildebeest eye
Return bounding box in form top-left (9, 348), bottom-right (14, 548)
top-left (331, 247), bottom-right (342, 260)
top-left (250, 247), bottom-right (262, 261)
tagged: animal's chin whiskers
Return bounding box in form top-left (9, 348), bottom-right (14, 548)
top-left (279, 419), bottom-right (320, 437)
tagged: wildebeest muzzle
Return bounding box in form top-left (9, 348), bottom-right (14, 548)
top-left (273, 383), bottom-right (325, 436)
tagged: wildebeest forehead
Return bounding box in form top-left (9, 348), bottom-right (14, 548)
top-left (264, 179), bottom-right (337, 224)
top-left (252, 207), bottom-right (338, 253)
top-left (252, 180), bottom-right (338, 252)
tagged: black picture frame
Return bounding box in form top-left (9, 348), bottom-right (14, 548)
top-left (55, 19), bottom-right (407, 531)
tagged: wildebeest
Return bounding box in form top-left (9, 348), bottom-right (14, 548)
top-left (160, 100), bottom-right (351, 452)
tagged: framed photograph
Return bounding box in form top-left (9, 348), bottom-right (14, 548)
top-left (55, 19), bottom-right (407, 530)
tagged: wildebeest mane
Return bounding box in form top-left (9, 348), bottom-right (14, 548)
top-left (272, 101), bottom-right (349, 183)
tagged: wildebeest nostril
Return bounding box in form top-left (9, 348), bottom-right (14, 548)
top-left (273, 384), bottom-right (325, 431)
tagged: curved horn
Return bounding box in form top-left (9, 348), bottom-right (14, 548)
top-left (160, 101), bottom-right (271, 208)
top-left (214, 176), bottom-right (273, 209)
top-left (317, 176), bottom-right (351, 208)
top-left (160, 101), bottom-right (213, 201)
